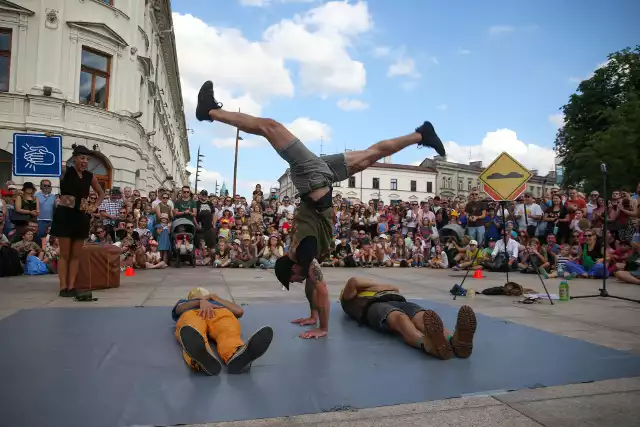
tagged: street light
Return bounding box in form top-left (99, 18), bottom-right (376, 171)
top-left (232, 109), bottom-right (242, 196)
top-left (194, 146), bottom-right (204, 194)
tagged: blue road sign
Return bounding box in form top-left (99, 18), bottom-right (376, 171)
top-left (13, 133), bottom-right (62, 177)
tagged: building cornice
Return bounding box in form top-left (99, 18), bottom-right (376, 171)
top-left (67, 21), bottom-right (129, 48)
top-left (152, 0), bottom-right (190, 163)
top-left (0, 0), bottom-right (35, 16)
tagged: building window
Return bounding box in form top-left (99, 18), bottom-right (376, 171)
top-left (447, 177), bottom-right (452, 189)
top-left (468, 179), bottom-right (472, 191)
top-left (427, 181), bottom-right (433, 193)
top-left (458, 179), bottom-right (463, 190)
top-left (410, 180), bottom-right (416, 192)
top-left (0, 29), bottom-right (11, 92)
top-left (102, 0), bottom-right (114, 5)
top-left (79, 47), bottom-right (111, 109)
top-left (441, 177), bottom-right (446, 189)
top-left (372, 177), bottom-right (379, 189)
top-left (390, 179), bottom-right (398, 190)
top-left (334, 180), bottom-right (341, 187)
top-left (348, 176), bottom-right (356, 188)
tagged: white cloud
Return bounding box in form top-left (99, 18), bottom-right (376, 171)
top-left (548, 112), bottom-right (565, 129)
top-left (173, 12), bottom-right (294, 119)
top-left (286, 117), bottom-right (332, 143)
top-left (458, 48), bottom-right (471, 55)
top-left (400, 81), bottom-right (419, 92)
top-left (388, 57), bottom-right (420, 79)
top-left (337, 98), bottom-right (369, 111)
top-left (488, 25), bottom-right (515, 35)
top-left (443, 129), bottom-right (556, 173)
top-left (211, 136), bottom-right (266, 149)
top-left (569, 59), bottom-right (613, 84)
top-left (239, 0), bottom-right (317, 6)
top-left (186, 165), bottom-right (278, 198)
top-left (372, 46), bottom-right (391, 58)
top-left (187, 166), bottom-right (223, 192)
top-left (263, 1), bottom-right (372, 96)
top-left (436, 104), bottom-right (448, 111)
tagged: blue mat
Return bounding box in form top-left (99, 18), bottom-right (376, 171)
top-left (1, 301), bottom-right (640, 427)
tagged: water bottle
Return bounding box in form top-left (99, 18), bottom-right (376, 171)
top-left (559, 281), bottom-right (570, 301)
top-left (557, 262), bottom-right (564, 276)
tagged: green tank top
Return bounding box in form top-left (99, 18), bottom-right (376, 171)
top-left (289, 200), bottom-right (333, 263)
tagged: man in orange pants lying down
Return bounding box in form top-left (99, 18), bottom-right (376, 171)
top-left (172, 287), bottom-right (273, 375)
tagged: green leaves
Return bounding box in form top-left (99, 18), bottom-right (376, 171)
top-left (555, 46), bottom-right (640, 192)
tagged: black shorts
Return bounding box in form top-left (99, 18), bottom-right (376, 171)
top-left (365, 301), bottom-right (425, 332)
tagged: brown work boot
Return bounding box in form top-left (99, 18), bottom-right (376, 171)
top-left (421, 310), bottom-right (453, 360)
top-left (451, 305), bottom-right (477, 358)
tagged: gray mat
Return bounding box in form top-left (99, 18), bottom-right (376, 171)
top-left (2, 301), bottom-right (640, 427)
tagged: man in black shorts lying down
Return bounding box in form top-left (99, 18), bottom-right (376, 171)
top-left (340, 277), bottom-right (477, 359)
top-left (196, 81), bottom-right (446, 339)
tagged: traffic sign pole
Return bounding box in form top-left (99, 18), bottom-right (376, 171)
top-left (475, 152), bottom-right (554, 305)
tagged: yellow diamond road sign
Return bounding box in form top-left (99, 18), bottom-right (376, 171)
top-left (479, 152), bottom-right (532, 201)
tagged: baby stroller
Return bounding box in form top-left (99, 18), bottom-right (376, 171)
top-left (171, 218), bottom-right (196, 268)
top-left (439, 224), bottom-right (464, 245)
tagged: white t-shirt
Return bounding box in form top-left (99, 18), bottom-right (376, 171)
top-left (514, 203), bottom-right (543, 229)
top-left (278, 204), bottom-right (295, 216)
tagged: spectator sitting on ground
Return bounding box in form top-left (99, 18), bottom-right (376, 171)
top-left (145, 240), bottom-right (168, 269)
top-left (452, 240), bottom-right (482, 271)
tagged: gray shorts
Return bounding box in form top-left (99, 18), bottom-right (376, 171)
top-left (365, 301), bottom-right (425, 332)
top-left (278, 139), bottom-right (349, 196)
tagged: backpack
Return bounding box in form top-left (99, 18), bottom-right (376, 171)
top-left (0, 246), bottom-right (24, 277)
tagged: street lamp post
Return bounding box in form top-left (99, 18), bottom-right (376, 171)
top-left (232, 108), bottom-right (242, 197)
top-left (194, 146), bottom-right (204, 194)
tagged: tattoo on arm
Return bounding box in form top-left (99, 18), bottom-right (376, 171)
top-left (310, 259), bottom-right (324, 282)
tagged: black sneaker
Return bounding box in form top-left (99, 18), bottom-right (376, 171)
top-left (195, 81), bottom-right (223, 122)
top-left (58, 289), bottom-right (69, 298)
top-left (66, 288), bottom-right (78, 298)
top-left (227, 326), bottom-right (273, 374)
top-left (179, 326), bottom-right (222, 376)
top-left (416, 121), bottom-right (446, 157)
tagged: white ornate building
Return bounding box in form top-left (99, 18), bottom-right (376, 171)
top-left (420, 156), bottom-right (558, 199)
top-left (0, 0), bottom-right (189, 193)
top-left (278, 160), bottom-right (438, 204)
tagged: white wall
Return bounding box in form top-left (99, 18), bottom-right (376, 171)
top-left (278, 165), bottom-right (437, 204)
top-left (0, 0), bottom-right (189, 192)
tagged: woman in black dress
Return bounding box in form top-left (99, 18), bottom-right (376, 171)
top-left (50, 145), bottom-right (104, 297)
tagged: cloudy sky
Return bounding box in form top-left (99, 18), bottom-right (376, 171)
top-left (173, 0), bottom-right (639, 195)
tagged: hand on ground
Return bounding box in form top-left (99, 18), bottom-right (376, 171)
top-left (291, 317), bottom-right (317, 326)
top-left (299, 328), bottom-right (327, 339)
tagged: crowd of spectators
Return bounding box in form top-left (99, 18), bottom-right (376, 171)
top-left (1, 179), bottom-right (639, 285)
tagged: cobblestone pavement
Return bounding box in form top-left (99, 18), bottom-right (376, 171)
top-left (2, 267), bottom-right (640, 426)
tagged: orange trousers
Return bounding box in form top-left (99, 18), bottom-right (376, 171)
top-left (175, 308), bottom-right (244, 371)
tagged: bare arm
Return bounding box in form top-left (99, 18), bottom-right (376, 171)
top-left (209, 294), bottom-right (244, 318)
top-left (91, 176), bottom-right (105, 209)
top-left (305, 260), bottom-right (330, 332)
top-left (15, 195), bottom-right (28, 214)
top-left (341, 277), bottom-right (400, 301)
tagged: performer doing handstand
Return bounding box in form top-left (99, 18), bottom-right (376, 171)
top-left (196, 81), bottom-right (446, 339)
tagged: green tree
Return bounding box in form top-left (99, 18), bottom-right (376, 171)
top-left (554, 46), bottom-right (640, 192)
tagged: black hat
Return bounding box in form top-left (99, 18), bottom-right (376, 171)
top-left (274, 255), bottom-right (294, 290)
top-left (22, 181), bottom-right (36, 191)
top-left (72, 144), bottom-right (92, 156)
top-left (199, 189), bottom-right (208, 196)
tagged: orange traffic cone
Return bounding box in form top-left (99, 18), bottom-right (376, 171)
top-left (125, 267), bottom-right (135, 277)
top-left (472, 270), bottom-right (484, 279)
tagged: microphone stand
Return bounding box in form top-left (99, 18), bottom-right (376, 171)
top-left (571, 163), bottom-right (640, 304)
